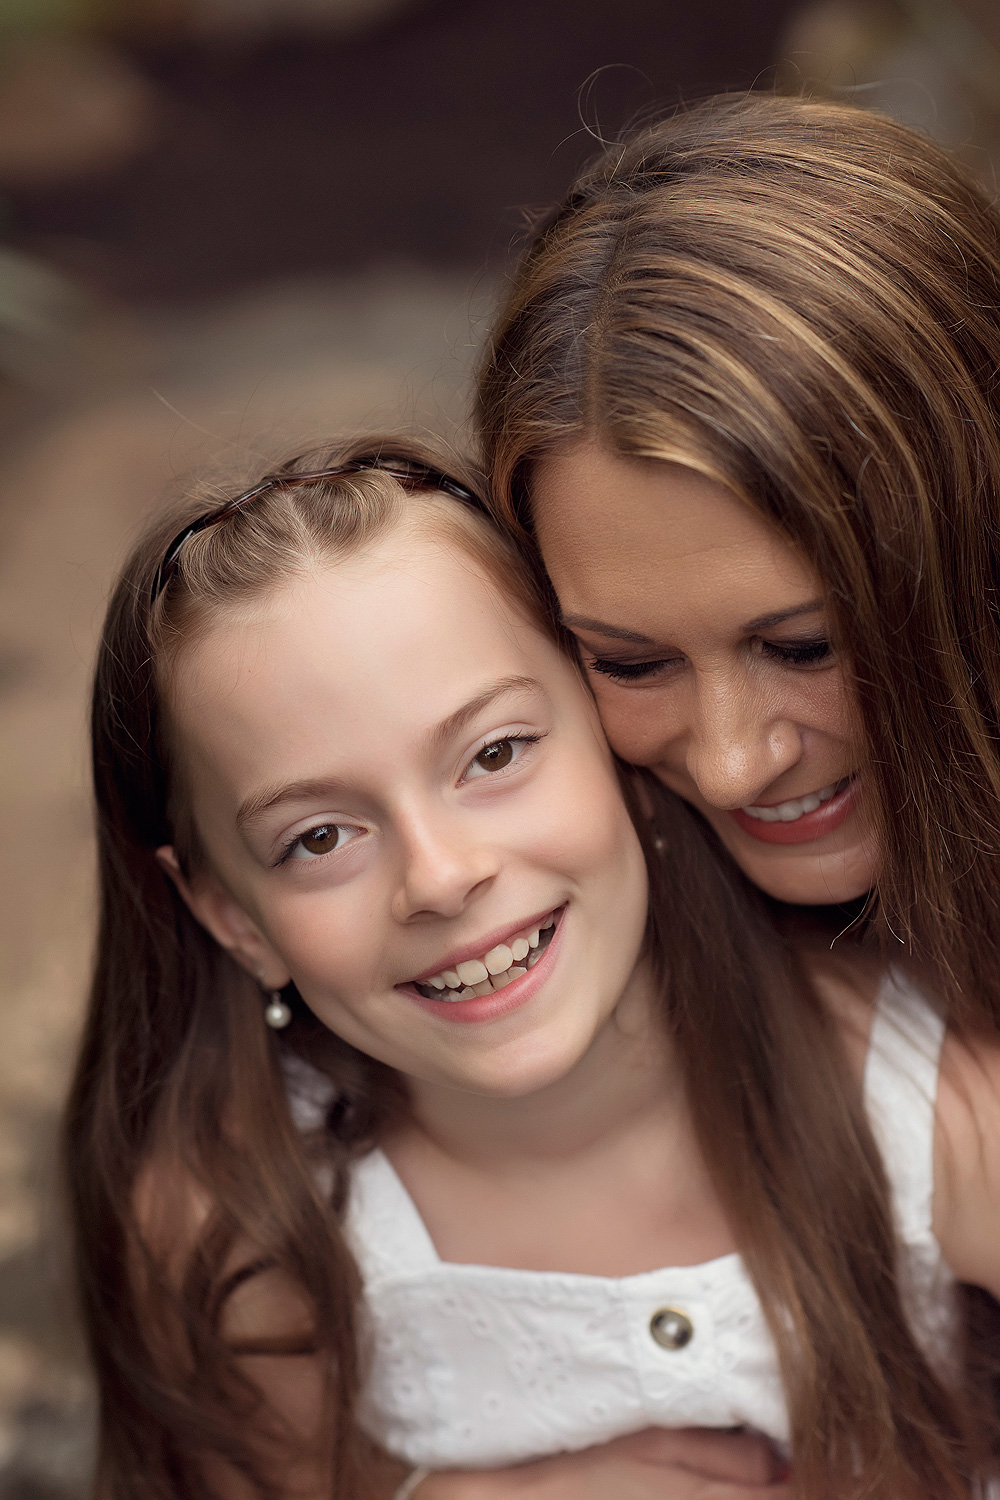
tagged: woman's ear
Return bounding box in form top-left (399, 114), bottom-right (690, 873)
top-left (156, 846), bottom-right (291, 990)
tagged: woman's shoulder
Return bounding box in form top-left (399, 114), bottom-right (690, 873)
top-left (798, 949), bottom-right (1000, 1294)
top-left (798, 944), bottom-right (882, 1077)
top-left (933, 1019), bottom-right (1000, 1295)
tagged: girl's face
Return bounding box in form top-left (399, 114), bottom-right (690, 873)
top-left (532, 442), bottom-right (879, 906)
top-left (163, 508), bottom-right (650, 1099)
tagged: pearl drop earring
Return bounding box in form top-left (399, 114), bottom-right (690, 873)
top-left (264, 990), bottom-right (292, 1029)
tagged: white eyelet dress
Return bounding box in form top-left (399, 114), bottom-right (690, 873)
top-left (289, 969), bottom-right (956, 1471)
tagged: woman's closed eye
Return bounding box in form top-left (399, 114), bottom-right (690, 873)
top-left (758, 636), bottom-right (832, 668)
top-left (281, 822), bottom-right (364, 863)
top-left (462, 733), bottom-right (542, 781)
top-left (588, 637), bottom-right (832, 683)
top-left (588, 657), bottom-right (676, 684)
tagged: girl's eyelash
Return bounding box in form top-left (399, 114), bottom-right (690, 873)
top-left (463, 732), bottom-right (544, 779)
top-left (589, 658), bottom-right (672, 683)
top-left (760, 637), bottom-right (832, 666)
top-left (275, 824), bottom-right (357, 867)
top-left (273, 734), bottom-right (545, 864)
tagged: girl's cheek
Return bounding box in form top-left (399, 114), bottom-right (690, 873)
top-left (529, 765), bottom-right (644, 881)
top-left (255, 892), bottom-right (380, 996)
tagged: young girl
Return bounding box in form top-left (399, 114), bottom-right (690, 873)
top-left (67, 436), bottom-right (1000, 1500)
top-left (476, 90), bottom-right (1000, 1033)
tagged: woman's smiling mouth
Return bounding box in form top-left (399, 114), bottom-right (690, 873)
top-left (729, 776), bottom-right (858, 845)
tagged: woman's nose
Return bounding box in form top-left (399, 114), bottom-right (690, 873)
top-left (684, 678), bottom-right (804, 810)
top-left (390, 809), bottom-right (499, 922)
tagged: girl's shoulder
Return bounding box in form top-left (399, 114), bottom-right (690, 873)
top-left (134, 1151), bottom-right (312, 1346)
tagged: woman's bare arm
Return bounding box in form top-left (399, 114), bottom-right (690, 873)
top-left (933, 1031), bottom-right (1000, 1300)
top-left (411, 1427), bottom-right (789, 1499)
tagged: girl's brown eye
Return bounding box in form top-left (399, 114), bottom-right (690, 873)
top-left (474, 739), bottom-right (514, 772)
top-left (300, 825), bottom-right (342, 855)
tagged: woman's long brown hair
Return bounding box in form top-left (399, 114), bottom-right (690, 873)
top-left (477, 91), bottom-right (1000, 1493)
top-left (478, 92), bottom-right (1000, 1034)
top-left (69, 430), bottom-right (984, 1497)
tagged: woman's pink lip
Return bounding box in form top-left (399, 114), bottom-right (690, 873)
top-left (729, 778), bottom-right (858, 845)
top-left (400, 909), bottom-right (565, 1025)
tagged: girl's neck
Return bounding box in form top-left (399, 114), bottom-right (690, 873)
top-left (397, 964), bottom-right (682, 1173)
top-left (382, 963), bottom-right (737, 1274)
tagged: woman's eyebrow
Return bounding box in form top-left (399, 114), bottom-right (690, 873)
top-left (562, 601), bottom-right (826, 642)
top-left (236, 675), bottom-right (546, 832)
top-left (741, 600), bottom-right (825, 631)
top-left (560, 614), bottom-right (655, 644)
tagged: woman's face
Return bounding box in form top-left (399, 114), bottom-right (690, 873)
top-left (532, 442), bottom-right (878, 906)
top-left (163, 505), bottom-right (650, 1100)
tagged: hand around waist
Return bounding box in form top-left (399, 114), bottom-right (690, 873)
top-left (409, 1426), bottom-right (790, 1499)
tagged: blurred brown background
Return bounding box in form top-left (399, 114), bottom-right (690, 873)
top-left (0, 0), bottom-right (997, 1493)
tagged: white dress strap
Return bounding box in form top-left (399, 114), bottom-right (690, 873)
top-left (345, 1149), bottom-right (441, 1283)
top-left (862, 966), bottom-right (945, 1244)
top-left (281, 1052), bottom-right (338, 1132)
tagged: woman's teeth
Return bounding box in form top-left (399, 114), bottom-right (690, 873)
top-left (741, 779), bottom-right (846, 824)
top-left (414, 915), bottom-right (557, 1001)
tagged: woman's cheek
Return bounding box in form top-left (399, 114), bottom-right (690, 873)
top-left (589, 686), bottom-right (674, 769)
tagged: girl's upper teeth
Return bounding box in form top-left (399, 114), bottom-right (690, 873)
top-left (742, 782), bottom-right (840, 823)
top-left (416, 915), bottom-right (555, 994)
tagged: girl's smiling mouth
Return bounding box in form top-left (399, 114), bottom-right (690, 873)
top-left (399, 908), bottom-right (564, 1023)
top-left (729, 776), bottom-right (858, 845)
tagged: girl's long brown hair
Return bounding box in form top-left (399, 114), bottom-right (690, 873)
top-left (477, 91), bottom-right (1000, 1494)
top-left (69, 431), bottom-right (982, 1498)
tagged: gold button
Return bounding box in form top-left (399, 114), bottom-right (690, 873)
top-left (649, 1306), bottom-right (693, 1350)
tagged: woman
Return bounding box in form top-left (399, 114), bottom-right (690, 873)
top-left (477, 91), bottom-right (1000, 1026)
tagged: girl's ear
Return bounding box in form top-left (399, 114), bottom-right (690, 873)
top-left (156, 846), bottom-right (292, 991)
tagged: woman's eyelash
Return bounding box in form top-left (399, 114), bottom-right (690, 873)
top-left (589, 658), bottom-right (672, 683)
top-left (590, 639), bottom-right (832, 682)
top-left (760, 637), bottom-right (832, 666)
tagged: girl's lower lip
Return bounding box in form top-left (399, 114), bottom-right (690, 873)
top-left (729, 778), bottom-right (858, 846)
top-left (399, 910), bottom-right (565, 1025)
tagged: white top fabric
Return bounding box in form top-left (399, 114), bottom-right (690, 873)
top-left (291, 969), bottom-right (955, 1471)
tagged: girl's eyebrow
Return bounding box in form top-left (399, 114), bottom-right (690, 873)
top-left (235, 674), bottom-right (546, 833)
top-left (430, 674), bottom-right (543, 749)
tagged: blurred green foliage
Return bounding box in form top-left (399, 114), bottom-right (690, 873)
top-left (0, 0), bottom-right (107, 35)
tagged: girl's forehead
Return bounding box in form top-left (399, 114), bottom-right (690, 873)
top-left (176, 520), bottom-right (528, 680)
top-left (166, 524), bottom-right (561, 781)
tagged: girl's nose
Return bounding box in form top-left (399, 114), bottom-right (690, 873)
top-left (390, 810), bottom-right (499, 923)
top-left (685, 679), bottom-right (804, 810)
